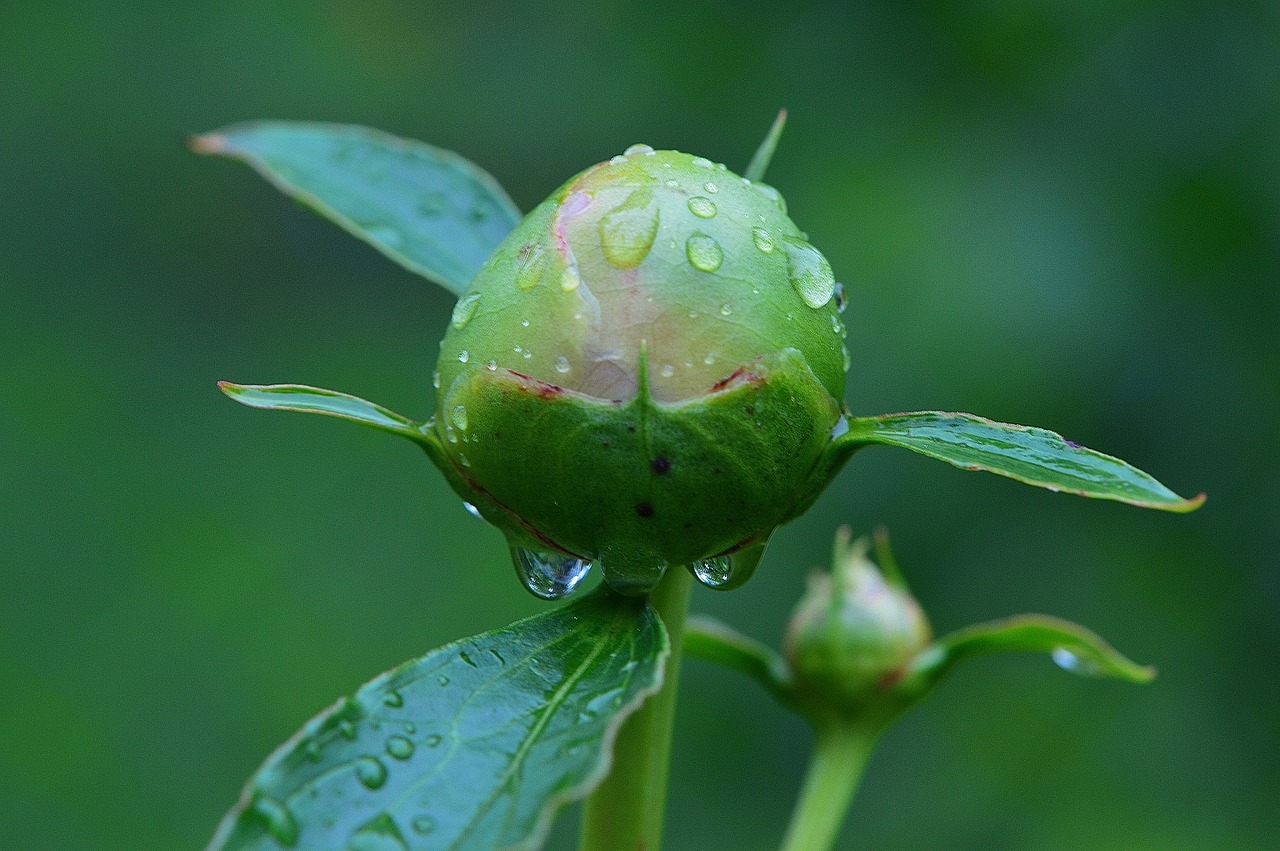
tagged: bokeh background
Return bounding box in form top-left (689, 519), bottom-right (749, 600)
top-left (2, 1), bottom-right (1277, 848)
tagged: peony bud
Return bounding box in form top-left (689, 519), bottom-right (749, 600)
top-left (432, 146), bottom-right (849, 596)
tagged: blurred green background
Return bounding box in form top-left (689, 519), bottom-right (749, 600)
top-left (2, 1), bottom-right (1276, 848)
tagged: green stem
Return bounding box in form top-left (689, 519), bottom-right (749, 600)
top-left (579, 568), bottom-right (693, 851)
top-left (780, 721), bottom-right (876, 851)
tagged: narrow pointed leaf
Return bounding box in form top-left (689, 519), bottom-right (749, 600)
top-left (208, 589), bottom-right (667, 851)
top-left (219, 382), bottom-right (435, 448)
top-left (683, 615), bottom-right (797, 708)
top-left (745, 108), bottom-right (788, 182)
top-left (192, 122), bottom-right (521, 296)
top-left (907, 614), bottom-right (1155, 692)
top-left (840, 412), bottom-right (1204, 512)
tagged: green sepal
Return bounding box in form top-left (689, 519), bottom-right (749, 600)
top-left (745, 109), bottom-right (788, 183)
top-left (832, 411), bottom-right (1205, 512)
top-left (208, 588), bottom-right (667, 851)
top-left (433, 348), bottom-right (842, 595)
top-left (192, 122), bottom-right (521, 296)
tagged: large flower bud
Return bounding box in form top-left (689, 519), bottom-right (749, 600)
top-left (432, 145), bottom-right (849, 596)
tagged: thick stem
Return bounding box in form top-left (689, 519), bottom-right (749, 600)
top-left (780, 721), bottom-right (876, 851)
top-left (579, 569), bottom-right (693, 851)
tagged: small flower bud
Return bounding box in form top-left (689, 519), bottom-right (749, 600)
top-left (431, 147), bottom-right (849, 596)
top-left (786, 528), bottom-right (932, 719)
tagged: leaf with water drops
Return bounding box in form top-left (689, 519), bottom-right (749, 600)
top-left (904, 614), bottom-right (1156, 693)
top-left (208, 589), bottom-right (667, 851)
top-left (836, 411), bottom-right (1205, 512)
top-left (192, 122), bottom-right (522, 296)
top-left (218, 382), bottom-right (436, 449)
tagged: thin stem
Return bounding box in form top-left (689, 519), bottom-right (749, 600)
top-left (780, 721), bottom-right (876, 851)
top-left (579, 568), bottom-right (694, 851)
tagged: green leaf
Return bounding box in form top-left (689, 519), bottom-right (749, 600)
top-left (907, 614), bottom-right (1156, 691)
top-left (839, 411), bottom-right (1205, 512)
top-left (192, 122), bottom-right (522, 296)
top-left (209, 589), bottom-right (667, 851)
top-left (683, 615), bottom-right (797, 708)
top-left (218, 382), bottom-right (437, 449)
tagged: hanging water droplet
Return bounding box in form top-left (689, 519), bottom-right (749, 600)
top-left (599, 188), bottom-right (660, 269)
top-left (411, 815), bottom-right (436, 835)
top-left (690, 156), bottom-right (714, 169)
top-left (251, 795), bottom-right (299, 847)
top-left (659, 363), bottom-right (675, 378)
top-left (1052, 647), bottom-right (1102, 676)
top-left (842, 345), bottom-right (852, 371)
top-left (383, 690), bottom-right (403, 708)
top-left (834, 281), bottom-right (847, 313)
top-left (451, 405), bottom-right (468, 431)
top-left (691, 556), bottom-right (734, 588)
top-left (347, 813), bottom-right (409, 851)
top-left (703, 181), bottom-right (718, 194)
top-left (457, 349), bottom-right (469, 364)
top-left (385, 735), bottom-right (415, 760)
top-left (513, 548), bottom-right (592, 600)
top-left (624, 143), bottom-right (654, 156)
top-left (831, 415), bottom-right (849, 439)
top-left (609, 154), bottom-right (627, 165)
top-left (830, 314), bottom-right (844, 336)
top-left (751, 226), bottom-right (775, 253)
top-left (515, 242), bottom-right (547, 291)
top-left (462, 502), bottom-right (484, 522)
top-left (780, 236), bottom-right (836, 308)
top-left (431, 370), bottom-right (440, 390)
top-left (687, 196), bottom-right (717, 218)
top-left (686, 233), bottom-right (723, 272)
top-left (450, 293), bottom-right (481, 329)
top-left (354, 755), bottom-right (388, 790)
top-left (560, 266), bottom-right (581, 292)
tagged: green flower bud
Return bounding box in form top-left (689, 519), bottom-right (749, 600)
top-left (786, 528), bottom-right (932, 720)
top-left (432, 146), bottom-right (849, 596)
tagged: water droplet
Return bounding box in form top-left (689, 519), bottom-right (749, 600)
top-left (457, 349), bottom-right (469, 364)
top-left (431, 370), bottom-right (440, 390)
top-left (424, 734), bottom-right (443, 748)
top-left (1052, 647), bottom-right (1102, 676)
top-left (831, 415), bottom-right (849, 439)
top-left (560, 266), bottom-right (581, 292)
top-left (437, 675), bottom-right (449, 687)
top-left (686, 233), bottom-right (723, 272)
top-left (665, 178), bottom-right (680, 189)
top-left (522, 349), bottom-right (532, 360)
top-left (555, 356), bottom-right (571, 374)
top-left (386, 735), bottom-right (415, 760)
top-left (691, 556), bottom-right (734, 588)
top-left (659, 364), bottom-right (675, 378)
top-left (609, 154), bottom-right (627, 165)
top-left (624, 143), bottom-right (655, 156)
top-left (513, 548), bottom-right (592, 600)
top-left (720, 303), bottom-right (733, 316)
top-left (347, 813), bottom-right (408, 851)
top-left (599, 188), bottom-right (660, 269)
top-left (703, 353), bottom-right (716, 365)
top-left (251, 795), bottom-right (299, 847)
top-left (403, 722), bottom-right (416, 734)
top-left (463, 502), bottom-right (484, 522)
top-left (515, 242), bottom-right (547, 291)
top-left (690, 156), bottom-right (713, 169)
top-left (450, 293), bottom-right (481, 329)
top-left (831, 314), bottom-right (843, 335)
top-left (339, 719), bottom-right (357, 740)
top-left (751, 226), bottom-right (775, 253)
top-left (842, 345), bottom-right (852, 371)
top-left (687, 196), bottom-right (717, 218)
top-left (834, 281), bottom-right (847, 313)
top-left (411, 815), bottom-right (436, 835)
top-left (383, 690), bottom-right (404, 708)
top-left (752, 182), bottom-right (786, 211)
top-left (485, 359), bottom-right (497, 371)
top-left (451, 405), bottom-right (468, 431)
top-left (780, 236), bottom-right (835, 308)
top-left (354, 755), bottom-right (388, 789)
top-left (704, 181), bottom-right (718, 194)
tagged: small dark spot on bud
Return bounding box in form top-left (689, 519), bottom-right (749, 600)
top-left (601, 440), bottom-right (611, 448)
top-left (625, 423), bottom-right (636, 433)
top-left (651, 457), bottom-right (672, 475)
top-left (635, 502), bottom-right (654, 518)
top-left (744, 405), bottom-right (755, 415)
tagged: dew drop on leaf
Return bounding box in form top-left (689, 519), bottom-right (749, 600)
top-left (385, 735), bottom-right (415, 760)
top-left (691, 556), bottom-right (734, 588)
top-left (599, 188), bottom-right (660, 269)
top-left (513, 548), bottom-right (592, 600)
top-left (687, 196), bottom-right (717, 218)
top-left (1052, 647), bottom-right (1102, 677)
top-left (250, 795), bottom-right (299, 847)
top-left (354, 755), bottom-right (388, 790)
top-left (514, 242), bottom-right (546, 291)
top-left (382, 690), bottom-right (403, 708)
top-left (686, 233), bottom-right (723, 272)
top-left (450, 292), bottom-right (481, 329)
top-left (751, 226), bottom-right (775, 254)
top-left (780, 235), bottom-right (835, 308)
